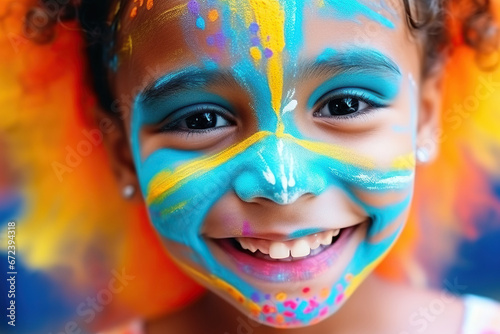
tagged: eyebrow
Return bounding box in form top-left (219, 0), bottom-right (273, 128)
top-left (297, 49), bottom-right (402, 81)
top-left (140, 67), bottom-right (241, 104)
top-left (140, 49), bottom-right (401, 104)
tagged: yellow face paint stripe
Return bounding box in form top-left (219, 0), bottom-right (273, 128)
top-left (391, 152), bottom-right (416, 170)
top-left (147, 133), bottom-right (415, 206)
top-left (249, 0), bottom-right (286, 133)
top-left (173, 259), bottom-right (262, 316)
top-left (281, 134), bottom-right (377, 170)
top-left (344, 248), bottom-right (390, 299)
top-left (161, 200), bottom-right (189, 216)
top-left (147, 131), bottom-right (272, 204)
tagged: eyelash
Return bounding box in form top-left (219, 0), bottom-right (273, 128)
top-left (313, 90), bottom-right (388, 121)
top-left (158, 104), bottom-right (235, 134)
top-left (158, 90), bottom-right (388, 135)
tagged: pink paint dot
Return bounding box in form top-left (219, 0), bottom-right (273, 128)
top-left (266, 316), bottom-right (274, 323)
top-left (335, 293), bottom-right (344, 304)
top-left (309, 299), bottom-right (319, 308)
top-left (302, 287), bottom-right (310, 294)
top-left (320, 307), bottom-right (329, 317)
top-left (336, 284), bottom-right (343, 293)
top-left (283, 300), bottom-right (298, 310)
top-left (242, 221), bottom-right (251, 236)
top-left (283, 311), bottom-right (295, 318)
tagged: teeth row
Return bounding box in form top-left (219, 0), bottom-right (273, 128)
top-left (236, 229), bottom-right (340, 260)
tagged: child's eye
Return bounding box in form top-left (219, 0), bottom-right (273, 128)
top-left (313, 90), bottom-right (387, 120)
top-left (316, 97), bottom-right (370, 117)
top-left (159, 104), bottom-right (235, 132)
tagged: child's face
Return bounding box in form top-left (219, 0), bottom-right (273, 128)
top-left (110, 0), bottom-right (433, 328)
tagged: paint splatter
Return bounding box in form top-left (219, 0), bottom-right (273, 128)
top-left (196, 16), bottom-right (206, 30)
top-left (147, 0), bottom-right (154, 10)
top-left (319, 307), bottom-right (329, 317)
top-left (276, 292), bottom-right (287, 301)
top-left (187, 0), bottom-right (200, 15)
top-left (264, 48), bottom-right (274, 58)
top-left (283, 300), bottom-right (298, 309)
top-left (208, 9), bottom-right (219, 22)
top-left (130, 6), bottom-right (138, 18)
top-left (242, 221), bottom-right (252, 236)
top-left (251, 37), bottom-right (260, 46)
top-left (250, 46), bottom-right (262, 61)
top-left (249, 22), bottom-right (260, 34)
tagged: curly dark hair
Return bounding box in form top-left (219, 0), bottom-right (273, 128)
top-left (27, 0), bottom-right (498, 111)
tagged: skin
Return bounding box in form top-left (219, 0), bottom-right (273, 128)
top-left (100, 0), bottom-right (464, 332)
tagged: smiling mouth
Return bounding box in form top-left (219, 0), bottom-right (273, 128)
top-left (232, 229), bottom-right (342, 261)
top-left (213, 223), bottom-right (365, 282)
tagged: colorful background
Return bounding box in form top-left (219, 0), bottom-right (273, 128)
top-left (0, 0), bottom-right (499, 333)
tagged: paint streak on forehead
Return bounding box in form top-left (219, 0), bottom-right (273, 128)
top-left (115, 0), bottom-right (396, 76)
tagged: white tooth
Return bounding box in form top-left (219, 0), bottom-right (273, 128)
top-left (269, 242), bottom-right (290, 259)
top-left (320, 231), bottom-right (333, 246)
top-left (253, 240), bottom-right (269, 254)
top-left (248, 243), bottom-right (257, 253)
top-left (332, 229), bottom-right (340, 237)
top-left (237, 238), bottom-right (250, 250)
top-left (291, 239), bottom-right (311, 258)
top-left (310, 234), bottom-right (321, 250)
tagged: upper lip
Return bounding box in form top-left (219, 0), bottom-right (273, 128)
top-left (204, 220), bottom-right (368, 242)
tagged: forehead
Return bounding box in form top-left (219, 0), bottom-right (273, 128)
top-left (112, 0), bottom-right (417, 90)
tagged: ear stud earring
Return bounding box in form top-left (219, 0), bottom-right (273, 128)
top-left (416, 147), bottom-right (431, 164)
top-left (122, 185), bottom-right (136, 199)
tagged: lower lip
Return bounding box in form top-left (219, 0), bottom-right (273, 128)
top-left (216, 226), bottom-right (358, 283)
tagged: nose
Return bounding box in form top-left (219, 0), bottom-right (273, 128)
top-left (232, 135), bottom-right (328, 205)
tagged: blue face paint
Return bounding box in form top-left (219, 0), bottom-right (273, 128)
top-left (307, 49), bottom-right (402, 109)
top-left (319, 0), bottom-right (395, 29)
top-left (128, 0), bottom-right (411, 328)
top-left (288, 228), bottom-right (331, 239)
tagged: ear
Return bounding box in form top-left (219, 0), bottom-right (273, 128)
top-left (416, 66), bottom-right (445, 164)
top-left (96, 107), bottom-right (141, 201)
